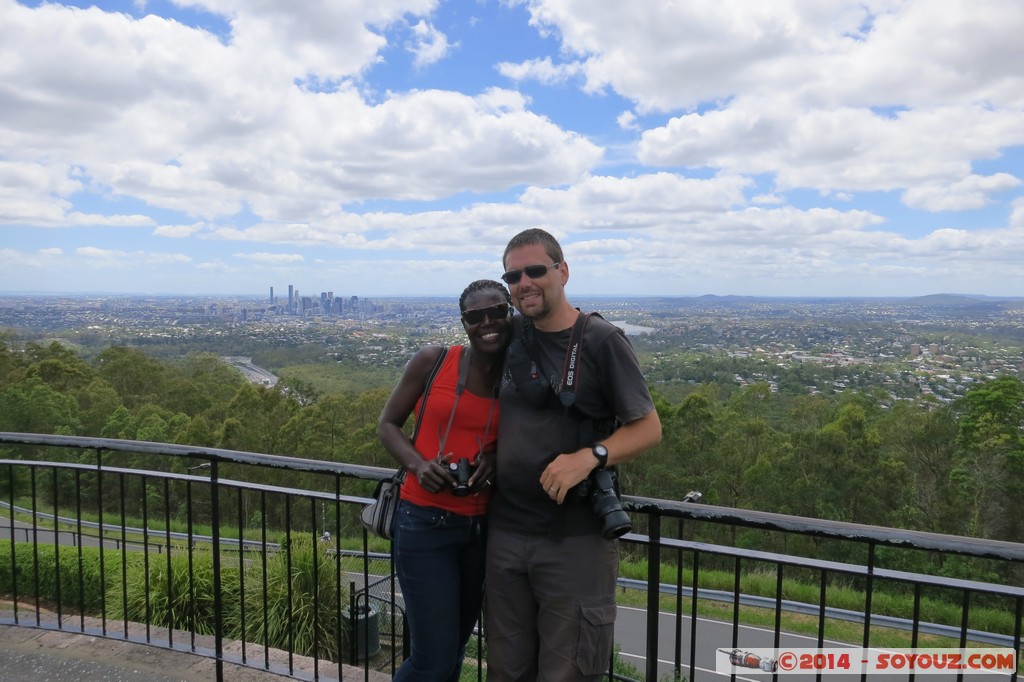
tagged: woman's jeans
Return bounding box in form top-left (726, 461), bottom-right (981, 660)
top-left (392, 499), bottom-right (487, 682)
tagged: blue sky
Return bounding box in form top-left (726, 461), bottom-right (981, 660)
top-left (2, 0), bottom-right (1023, 298)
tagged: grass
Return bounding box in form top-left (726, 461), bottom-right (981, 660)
top-left (618, 560), bottom-right (1018, 636)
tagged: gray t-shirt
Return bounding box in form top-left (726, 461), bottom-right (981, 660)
top-left (490, 313), bottom-right (656, 536)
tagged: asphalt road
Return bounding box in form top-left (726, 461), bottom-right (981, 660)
top-left (613, 605), bottom-right (1011, 682)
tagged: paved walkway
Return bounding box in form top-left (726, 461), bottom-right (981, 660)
top-left (0, 603), bottom-right (390, 681)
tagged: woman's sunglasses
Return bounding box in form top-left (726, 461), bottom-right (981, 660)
top-left (500, 262), bottom-right (561, 285)
top-left (462, 303), bottom-right (511, 325)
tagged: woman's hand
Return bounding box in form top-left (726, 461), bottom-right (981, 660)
top-left (413, 453), bottom-right (455, 494)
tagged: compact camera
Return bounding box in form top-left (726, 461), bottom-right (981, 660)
top-left (575, 467), bottom-right (631, 539)
top-left (447, 458), bottom-right (473, 496)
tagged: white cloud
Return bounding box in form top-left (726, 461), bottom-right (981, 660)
top-left (1012, 198), bottom-right (1024, 229)
top-left (902, 173), bottom-right (1022, 212)
top-left (73, 246), bottom-right (191, 265)
top-left (497, 56), bottom-right (584, 85)
top-left (0, 0), bottom-right (601, 227)
top-left (407, 20), bottom-right (453, 67)
top-left (530, 0), bottom-right (1024, 209)
top-left (153, 223), bottom-right (207, 238)
top-left (234, 252), bottom-right (306, 263)
top-left (638, 102), bottom-right (1024, 196)
top-left (3, 0), bottom-right (1024, 297)
top-left (616, 111), bottom-right (638, 131)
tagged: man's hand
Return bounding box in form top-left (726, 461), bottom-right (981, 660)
top-left (539, 449), bottom-right (596, 504)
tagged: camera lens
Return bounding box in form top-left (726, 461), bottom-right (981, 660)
top-left (583, 468), bottom-right (631, 538)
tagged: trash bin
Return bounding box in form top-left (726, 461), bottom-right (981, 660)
top-left (342, 603), bottom-right (381, 661)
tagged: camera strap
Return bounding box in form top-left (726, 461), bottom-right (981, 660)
top-left (556, 310), bottom-right (589, 405)
top-left (556, 311), bottom-right (591, 452)
top-left (435, 345), bottom-right (470, 456)
top-left (434, 346), bottom-right (499, 458)
top-left (517, 310), bottom-right (617, 453)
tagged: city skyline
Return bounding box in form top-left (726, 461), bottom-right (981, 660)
top-left (2, 1), bottom-right (1023, 298)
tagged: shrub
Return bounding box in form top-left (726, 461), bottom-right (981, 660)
top-left (0, 539), bottom-right (119, 612)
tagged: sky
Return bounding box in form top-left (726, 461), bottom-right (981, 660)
top-left (2, 0), bottom-right (1024, 299)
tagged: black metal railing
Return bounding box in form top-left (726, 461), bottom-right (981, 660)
top-left (1, 432), bottom-right (1021, 682)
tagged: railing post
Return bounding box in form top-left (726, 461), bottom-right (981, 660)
top-left (210, 460), bottom-right (224, 682)
top-left (646, 513), bottom-right (662, 682)
top-left (6, 463), bottom-right (19, 624)
top-left (95, 450), bottom-right (107, 635)
top-left (862, 541), bottom-right (875, 673)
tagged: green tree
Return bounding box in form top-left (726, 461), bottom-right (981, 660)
top-left (175, 414), bottom-right (217, 446)
top-left (952, 376), bottom-right (1024, 541)
top-left (136, 412), bottom-right (170, 443)
top-left (0, 376), bottom-right (80, 435)
top-left (95, 346), bottom-right (170, 408)
top-left (878, 401), bottom-right (960, 533)
top-left (75, 378), bottom-right (122, 436)
top-left (100, 405), bottom-right (138, 440)
top-left (24, 355), bottom-right (95, 394)
top-left (710, 384), bottom-right (784, 509)
top-left (219, 383), bottom-right (298, 455)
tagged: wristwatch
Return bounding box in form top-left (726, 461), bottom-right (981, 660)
top-left (591, 443), bottom-right (608, 469)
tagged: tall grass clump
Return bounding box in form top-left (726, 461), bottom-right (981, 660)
top-left (229, 535), bottom-right (342, 660)
top-left (109, 545), bottom-right (240, 635)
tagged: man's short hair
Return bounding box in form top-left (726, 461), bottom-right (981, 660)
top-left (503, 228), bottom-right (564, 269)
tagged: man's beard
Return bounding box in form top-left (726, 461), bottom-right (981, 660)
top-left (516, 294), bottom-right (551, 321)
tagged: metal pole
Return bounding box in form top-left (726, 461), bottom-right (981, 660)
top-left (646, 513), bottom-right (662, 682)
top-left (210, 460), bottom-right (223, 682)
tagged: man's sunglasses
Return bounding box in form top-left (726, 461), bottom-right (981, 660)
top-left (462, 303), bottom-right (511, 325)
top-left (500, 262), bottom-right (561, 285)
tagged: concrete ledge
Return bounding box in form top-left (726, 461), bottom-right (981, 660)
top-left (0, 602), bottom-right (391, 681)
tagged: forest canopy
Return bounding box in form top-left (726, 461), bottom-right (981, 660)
top-left (1, 334), bottom-right (1022, 544)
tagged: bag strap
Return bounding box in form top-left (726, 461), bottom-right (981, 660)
top-left (397, 345), bottom-right (449, 483)
top-left (411, 345), bottom-right (449, 443)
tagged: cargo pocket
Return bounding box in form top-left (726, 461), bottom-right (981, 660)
top-left (575, 601), bottom-right (617, 675)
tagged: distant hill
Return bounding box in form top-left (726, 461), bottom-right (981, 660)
top-left (902, 293), bottom-right (1024, 307)
top-left (630, 293), bottom-right (1024, 306)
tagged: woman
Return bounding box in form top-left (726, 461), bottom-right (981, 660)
top-left (377, 279), bottom-right (513, 681)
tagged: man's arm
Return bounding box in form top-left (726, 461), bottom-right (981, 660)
top-left (540, 409), bottom-right (662, 504)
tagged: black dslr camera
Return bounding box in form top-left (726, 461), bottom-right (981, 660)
top-left (447, 458), bottom-right (473, 496)
top-left (575, 468), bottom-right (631, 539)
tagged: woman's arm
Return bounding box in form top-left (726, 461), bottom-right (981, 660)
top-left (377, 345), bottom-right (452, 493)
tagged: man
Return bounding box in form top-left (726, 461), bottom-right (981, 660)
top-left (486, 228), bottom-right (662, 681)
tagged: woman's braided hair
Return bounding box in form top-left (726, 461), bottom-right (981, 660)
top-left (459, 279), bottom-right (512, 313)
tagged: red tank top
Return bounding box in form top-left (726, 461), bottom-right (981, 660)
top-left (400, 346), bottom-right (498, 515)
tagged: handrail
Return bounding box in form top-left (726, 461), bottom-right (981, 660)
top-left (6, 431), bottom-right (1022, 559)
top-left (2, 431), bottom-right (1022, 682)
top-left (627, 494), bottom-right (1024, 561)
top-left (0, 431), bottom-right (394, 480)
